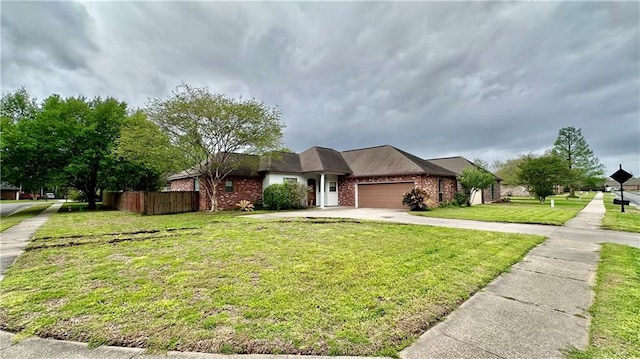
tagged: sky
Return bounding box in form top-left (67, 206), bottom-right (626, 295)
top-left (2, 1), bottom-right (639, 176)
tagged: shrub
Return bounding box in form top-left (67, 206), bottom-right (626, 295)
top-left (402, 187), bottom-right (429, 211)
top-left (263, 182), bottom-right (307, 210)
top-left (236, 200), bottom-right (254, 212)
top-left (453, 191), bottom-right (469, 207)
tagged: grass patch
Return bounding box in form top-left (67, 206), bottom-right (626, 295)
top-left (0, 209), bottom-right (544, 355)
top-left (412, 192), bottom-right (596, 225)
top-left (568, 244), bottom-right (640, 359)
top-left (0, 203), bottom-right (53, 232)
top-left (601, 193), bottom-right (640, 233)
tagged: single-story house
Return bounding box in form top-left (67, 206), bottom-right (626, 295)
top-left (605, 177), bottom-right (640, 191)
top-left (0, 182), bottom-right (20, 200)
top-left (426, 156), bottom-right (502, 204)
top-left (169, 145), bottom-right (461, 210)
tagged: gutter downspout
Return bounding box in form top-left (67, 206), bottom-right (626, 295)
top-left (320, 173), bottom-right (325, 208)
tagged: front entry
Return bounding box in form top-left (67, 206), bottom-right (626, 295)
top-left (307, 178), bottom-right (316, 206)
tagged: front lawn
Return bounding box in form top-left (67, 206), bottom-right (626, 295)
top-left (412, 193), bottom-right (595, 225)
top-left (569, 244), bottom-right (640, 359)
top-left (0, 210), bottom-right (544, 356)
top-left (601, 193), bottom-right (640, 233)
top-left (0, 202), bottom-right (53, 232)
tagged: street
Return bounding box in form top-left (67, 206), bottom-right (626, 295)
top-left (0, 202), bottom-right (36, 217)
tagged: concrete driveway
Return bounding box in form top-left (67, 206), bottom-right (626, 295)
top-left (0, 202), bottom-right (36, 217)
top-left (248, 207), bottom-right (560, 236)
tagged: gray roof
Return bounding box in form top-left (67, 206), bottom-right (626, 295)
top-left (427, 156), bottom-right (502, 181)
top-left (299, 147), bottom-right (351, 174)
top-left (259, 152), bottom-right (302, 173)
top-left (168, 153), bottom-right (260, 180)
top-left (341, 145), bottom-right (457, 177)
top-left (0, 181), bottom-right (19, 191)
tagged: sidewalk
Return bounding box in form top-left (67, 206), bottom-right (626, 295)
top-left (0, 201), bottom-right (64, 281)
top-left (400, 193), bottom-right (607, 358)
top-left (1, 193), bottom-right (636, 358)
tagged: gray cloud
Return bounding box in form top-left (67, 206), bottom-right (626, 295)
top-left (2, 1), bottom-right (638, 175)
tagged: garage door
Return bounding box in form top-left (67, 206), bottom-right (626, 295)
top-left (357, 182), bottom-right (414, 209)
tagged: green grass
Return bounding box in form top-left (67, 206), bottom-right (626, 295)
top-left (601, 193), bottom-right (640, 233)
top-left (412, 192), bottom-right (596, 225)
top-left (568, 244), bottom-right (640, 359)
top-left (0, 209), bottom-right (544, 356)
top-left (0, 203), bottom-right (54, 232)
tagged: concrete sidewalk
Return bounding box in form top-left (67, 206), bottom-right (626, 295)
top-left (400, 193), bottom-right (608, 358)
top-left (1, 193), bottom-right (637, 358)
top-left (0, 201), bottom-right (64, 281)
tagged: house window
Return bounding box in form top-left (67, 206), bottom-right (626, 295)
top-left (438, 179), bottom-right (444, 203)
top-left (194, 178), bottom-right (199, 191)
top-left (329, 181), bottom-right (337, 192)
top-left (283, 177), bottom-right (297, 183)
top-left (491, 183), bottom-right (495, 199)
top-left (225, 180), bottom-right (234, 193)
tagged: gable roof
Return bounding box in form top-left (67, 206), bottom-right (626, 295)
top-left (341, 145), bottom-right (457, 177)
top-left (427, 156), bottom-right (502, 181)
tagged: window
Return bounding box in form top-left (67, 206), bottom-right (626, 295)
top-left (225, 180), bottom-right (234, 193)
top-left (283, 177), bottom-right (297, 183)
top-left (329, 181), bottom-right (337, 192)
top-left (438, 179), bottom-right (444, 203)
top-left (491, 184), bottom-right (495, 199)
top-left (194, 178), bottom-right (199, 191)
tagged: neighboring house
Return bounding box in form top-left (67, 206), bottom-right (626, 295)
top-left (605, 177), bottom-right (640, 191)
top-left (169, 145), bottom-right (458, 210)
top-left (0, 182), bottom-right (20, 200)
top-left (426, 156), bottom-right (502, 204)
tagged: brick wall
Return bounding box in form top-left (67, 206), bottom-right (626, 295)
top-left (199, 176), bottom-right (263, 211)
top-left (482, 181), bottom-right (501, 203)
top-left (338, 174), bottom-right (456, 207)
top-left (170, 178), bottom-right (195, 191)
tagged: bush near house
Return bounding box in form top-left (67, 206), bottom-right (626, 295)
top-left (262, 182), bottom-right (307, 210)
top-left (402, 187), bottom-right (430, 211)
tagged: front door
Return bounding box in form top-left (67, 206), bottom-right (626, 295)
top-left (307, 178), bottom-right (316, 206)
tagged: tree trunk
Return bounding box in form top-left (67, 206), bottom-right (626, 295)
top-left (207, 178), bottom-right (220, 212)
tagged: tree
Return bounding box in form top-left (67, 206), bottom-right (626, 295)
top-left (1, 89), bottom-right (62, 197)
top-left (517, 154), bottom-right (569, 203)
top-left (493, 157), bottom-right (527, 186)
top-left (458, 166), bottom-right (495, 206)
top-left (42, 95), bottom-right (127, 209)
top-left (105, 110), bottom-right (185, 191)
top-left (552, 126), bottom-right (605, 196)
top-left (147, 84), bottom-right (285, 211)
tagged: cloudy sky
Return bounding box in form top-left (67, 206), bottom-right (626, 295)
top-left (2, 1), bottom-right (639, 176)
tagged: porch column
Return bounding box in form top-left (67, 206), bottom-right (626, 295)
top-left (320, 173), bottom-right (325, 208)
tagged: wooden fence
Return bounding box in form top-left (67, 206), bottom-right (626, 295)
top-left (103, 191), bottom-right (199, 215)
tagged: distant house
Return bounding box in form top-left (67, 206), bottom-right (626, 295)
top-left (605, 177), bottom-right (640, 191)
top-left (0, 182), bottom-right (20, 200)
top-left (169, 145), bottom-right (459, 210)
top-left (426, 156), bottom-right (502, 205)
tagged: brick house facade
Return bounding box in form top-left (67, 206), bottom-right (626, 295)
top-left (169, 145), bottom-right (500, 211)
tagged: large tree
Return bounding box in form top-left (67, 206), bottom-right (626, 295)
top-left (147, 84), bottom-right (285, 211)
top-left (2, 92), bottom-right (127, 209)
top-left (457, 166), bottom-right (495, 206)
top-left (517, 154), bottom-right (569, 203)
top-left (552, 126), bottom-right (605, 196)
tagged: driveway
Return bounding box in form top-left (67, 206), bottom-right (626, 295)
top-left (248, 206), bottom-right (640, 248)
top-left (248, 207), bottom-right (560, 236)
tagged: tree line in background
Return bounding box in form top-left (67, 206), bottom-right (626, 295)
top-left (1, 85), bottom-right (284, 211)
top-left (489, 126), bottom-right (605, 202)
